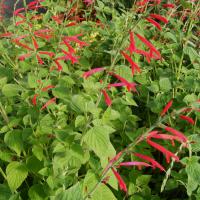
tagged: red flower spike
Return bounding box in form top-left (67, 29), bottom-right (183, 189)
top-left (121, 51), bottom-right (141, 76)
top-left (127, 31), bottom-right (136, 54)
top-left (101, 89), bottom-right (112, 106)
top-left (146, 17), bottom-right (162, 31)
top-left (41, 97), bottom-right (56, 110)
top-left (32, 93), bottom-right (39, 105)
top-left (82, 67), bottom-right (105, 79)
top-left (111, 168), bottom-right (127, 193)
top-left (149, 14), bottom-right (169, 24)
top-left (134, 153), bottom-right (165, 171)
top-left (162, 3), bottom-right (175, 8)
top-left (15, 20), bottom-right (25, 26)
top-left (165, 126), bottom-right (188, 143)
top-left (135, 33), bottom-right (161, 59)
top-left (147, 139), bottom-right (179, 163)
top-left (41, 85), bottom-right (55, 92)
top-left (180, 115), bottom-right (195, 125)
top-left (160, 99), bottom-right (173, 116)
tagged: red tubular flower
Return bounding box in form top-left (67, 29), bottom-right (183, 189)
top-left (13, 8), bottom-right (25, 15)
top-left (63, 34), bottom-right (89, 47)
top-left (119, 161), bottom-right (151, 170)
top-left (162, 3), bottom-right (175, 8)
top-left (18, 53), bottom-right (32, 61)
top-left (127, 31), bottom-right (136, 54)
top-left (165, 126), bottom-right (188, 143)
top-left (134, 153), bottom-right (165, 171)
top-left (160, 99), bottom-right (173, 116)
top-left (32, 93), bottom-right (39, 105)
top-left (111, 168), bottom-right (127, 193)
top-left (82, 67), bottom-right (105, 79)
top-left (179, 115), bottom-right (195, 125)
top-left (15, 20), bottom-right (26, 26)
top-left (149, 14), bottom-right (169, 24)
top-left (41, 97), bottom-right (56, 110)
top-left (146, 17), bottom-right (162, 30)
top-left (107, 82), bottom-right (137, 92)
top-left (121, 51), bottom-right (141, 76)
top-left (32, 36), bottom-right (39, 50)
top-left (135, 49), bottom-right (151, 63)
top-left (109, 72), bottom-right (136, 92)
top-left (135, 33), bottom-right (161, 59)
top-left (36, 54), bottom-right (44, 64)
top-left (38, 51), bottom-right (55, 58)
top-left (0, 32), bottom-right (13, 38)
top-left (136, 0), bottom-right (149, 6)
top-left (54, 59), bottom-right (63, 71)
top-left (12, 39), bottom-right (33, 51)
top-left (101, 89), bottom-right (112, 106)
top-left (41, 85), bottom-right (55, 92)
top-left (62, 40), bottom-right (75, 54)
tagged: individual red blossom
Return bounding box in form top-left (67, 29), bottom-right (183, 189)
top-left (160, 99), bottom-right (173, 116)
top-left (62, 40), bottom-right (75, 54)
top-left (54, 59), bottom-right (63, 71)
top-left (36, 54), bottom-right (44, 64)
top-left (18, 53), bottom-right (32, 61)
top-left (136, 0), bottom-right (149, 6)
top-left (12, 39), bottom-right (33, 51)
top-left (0, 32), bottom-right (13, 38)
top-left (127, 31), bottom-right (136, 54)
top-left (16, 13), bottom-right (25, 19)
top-left (135, 33), bottom-right (161, 59)
top-left (32, 36), bottom-right (39, 50)
top-left (134, 153), bottom-right (165, 171)
top-left (147, 139), bottom-right (179, 163)
top-left (135, 49), bottom-right (151, 63)
top-left (109, 72), bottom-right (136, 92)
top-left (179, 115), bottom-right (195, 125)
top-left (63, 34), bottom-right (89, 47)
top-left (32, 93), bottom-right (39, 105)
top-left (119, 161), bottom-right (151, 170)
top-left (15, 20), bottom-right (26, 26)
top-left (111, 168), bottom-right (127, 193)
top-left (60, 49), bottom-right (79, 64)
top-left (121, 51), bottom-right (141, 76)
top-left (82, 67), bottom-right (105, 79)
top-left (41, 85), bottom-right (55, 92)
top-left (101, 89), bottom-right (112, 106)
top-left (107, 82), bottom-right (137, 92)
top-left (66, 22), bottom-right (77, 27)
top-left (41, 97), bottom-right (56, 110)
top-left (165, 126), bottom-right (188, 143)
top-left (13, 8), bottom-right (25, 15)
top-left (146, 17), bottom-right (162, 30)
top-left (34, 33), bottom-right (52, 40)
top-left (148, 132), bottom-right (184, 146)
top-left (162, 3), bottom-right (175, 8)
top-left (52, 15), bottom-right (63, 24)
top-left (149, 14), bottom-right (169, 24)
top-left (38, 51), bottom-right (55, 58)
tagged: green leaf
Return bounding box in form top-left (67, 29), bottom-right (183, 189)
top-left (4, 130), bottom-right (23, 156)
top-left (6, 162), bottom-right (28, 192)
top-left (28, 184), bottom-right (46, 200)
top-left (82, 126), bottom-right (112, 160)
top-left (2, 84), bottom-right (22, 97)
top-left (0, 184), bottom-right (12, 200)
top-left (159, 78), bottom-right (172, 92)
top-left (83, 171), bottom-right (116, 200)
top-left (53, 182), bottom-right (83, 200)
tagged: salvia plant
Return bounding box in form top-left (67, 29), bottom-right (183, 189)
top-left (0, 0), bottom-right (200, 199)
